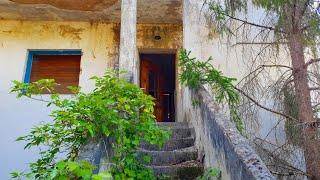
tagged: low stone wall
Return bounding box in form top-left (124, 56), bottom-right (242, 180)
top-left (77, 137), bottom-right (113, 173)
top-left (183, 87), bottom-right (275, 180)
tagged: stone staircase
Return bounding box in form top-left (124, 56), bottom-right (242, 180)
top-left (138, 122), bottom-right (204, 179)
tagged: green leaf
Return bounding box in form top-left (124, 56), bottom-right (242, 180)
top-left (208, 168), bottom-right (221, 177)
top-left (92, 172), bottom-right (113, 180)
top-left (67, 161), bottom-right (79, 171)
top-left (55, 161), bottom-right (66, 170)
top-left (10, 171), bottom-right (20, 178)
top-left (143, 155), bottom-right (151, 163)
top-left (15, 136), bottom-right (25, 141)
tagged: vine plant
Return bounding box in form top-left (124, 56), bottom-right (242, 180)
top-left (10, 71), bottom-right (170, 179)
top-left (179, 49), bottom-right (244, 133)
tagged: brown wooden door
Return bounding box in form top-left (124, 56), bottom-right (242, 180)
top-left (140, 59), bottom-right (164, 122)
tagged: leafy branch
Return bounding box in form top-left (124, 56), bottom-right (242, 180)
top-left (10, 70), bottom-right (170, 179)
top-left (179, 49), bottom-right (244, 133)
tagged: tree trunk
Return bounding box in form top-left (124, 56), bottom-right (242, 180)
top-left (288, 33), bottom-right (320, 180)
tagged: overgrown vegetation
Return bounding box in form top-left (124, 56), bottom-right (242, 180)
top-left (197, 168), bottom-right (221, 180)
top-left (11, 160), bottom-right (112, 180)
top-left (10, 71), bottom-right (170, 179)
top-left (179, 49), bottom-right (243, 133)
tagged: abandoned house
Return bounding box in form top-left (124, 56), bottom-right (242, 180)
top-left (2, 0), bottom-right (315, 179)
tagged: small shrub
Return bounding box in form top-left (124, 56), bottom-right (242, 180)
top-left (10, 70), bottom-right (170, 179)
top-left (197, 168), bottom-right (221, 180)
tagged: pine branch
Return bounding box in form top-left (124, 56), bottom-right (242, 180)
top-left (233, 86), bottom-right (298, 122)
top-left (223, 13), bottom-right (286, 33)
top-left (309, 87), bottom-right (320, 91)
top-left (313, 102), bottom-right (320, 109)
top-left (305, 58), bottom-right (320, 67)
top-left (237, 64), bottom-right (293, 86)
top-left (232, 42), bottom-right (288, 46)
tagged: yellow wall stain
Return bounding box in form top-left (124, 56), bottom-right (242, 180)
top-left (0, 20), bottom-right (182, 74)
top-left (137, 24), bottom-right (182, 50)
top-left (58, 25), bottom-right (84, 41)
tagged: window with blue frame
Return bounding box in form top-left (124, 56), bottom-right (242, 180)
top-left (24, 50), bottom-right (82, 94)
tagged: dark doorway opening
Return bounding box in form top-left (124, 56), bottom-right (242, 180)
top-left (140, 53), bottom-right (176, 122)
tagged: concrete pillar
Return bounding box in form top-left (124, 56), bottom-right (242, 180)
top-left (176, 0), bottom-right (204, 122)
top-left (119, 0), bottom-right (138, 84)
top-left (183, 0), bottom-right (203, 58)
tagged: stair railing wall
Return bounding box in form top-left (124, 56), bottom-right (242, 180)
top-left (181, 86), bottom-right (275, 180)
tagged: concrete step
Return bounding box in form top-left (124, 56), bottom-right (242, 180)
top-left (143, 122), bottom-right (204, 179)
top-left (157, 122), bottom-right (194, 139)
top-left (140, 137), bottom-right (195, 151)
top-left (150, 160), bottom-right (204, 180)
top-left (169, 127), bottom-right (194, 139)
top-left (157, 122), bottom-right (189, 128)
top-left (137, 147), bottom-right (198, 166)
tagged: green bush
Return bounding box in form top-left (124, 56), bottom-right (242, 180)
top-left (10, 71), bottom-right (170, 179)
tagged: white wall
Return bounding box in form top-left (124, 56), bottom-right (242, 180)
top-left (0, 20), bottom-right (119, 179)
top-left (181, 0), bottom-right (309, 175)
top-left (182, 0), bottom-right (293, 139)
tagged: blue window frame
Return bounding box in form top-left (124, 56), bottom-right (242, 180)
top-left (24, 50), bottom-right (82, 83)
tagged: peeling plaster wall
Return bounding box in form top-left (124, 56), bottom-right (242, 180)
top-left (113, 23), bottom-right (183, 52)
top-left (0, 20), bottom-right (120, 92)
top-left (0, 0), bottom-right (182, 23)
top-left (0, 20), bottom-right (182, 178)
top-left (0, 20), bottom-right (120, 178)
top-left (137, 24), bottom-right (182, 50)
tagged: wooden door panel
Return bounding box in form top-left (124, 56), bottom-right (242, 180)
top-left (140, 59), bottom-right (164, 122)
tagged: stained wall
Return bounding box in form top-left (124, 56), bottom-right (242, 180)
top-left (0, 19), bottom-right (182, 178)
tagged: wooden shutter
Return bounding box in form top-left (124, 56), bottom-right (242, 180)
top-left (30, 55), bottom-right (81, 94)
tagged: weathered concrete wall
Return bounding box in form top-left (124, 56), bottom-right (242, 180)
top-left (0, 20), bottom-right (120, 179)
top-left (185, 87), bottom-right (275, 179)
top-left (0, 0), bottom-right (182, 24)
top-left (137, 24), bottom-right (182, 50)
top-left (0, 19), bottom-right (182, 179)
top-left (0, 20), bottom-right (120, 91)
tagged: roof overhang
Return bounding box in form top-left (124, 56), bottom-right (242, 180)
top-left (0, 0), bottom-right (182, 23)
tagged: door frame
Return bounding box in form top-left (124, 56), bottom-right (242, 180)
top-left (138, 48), bottom-right (178, 122)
